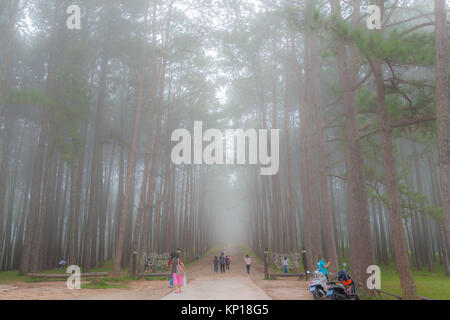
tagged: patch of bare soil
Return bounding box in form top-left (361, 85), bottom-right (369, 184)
top-left (0, 278), bottom-right (173, 300)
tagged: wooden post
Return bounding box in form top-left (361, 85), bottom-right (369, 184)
top-left (264, 248), bottom-right (269, 279)
top-left (132, 252), bottom-right (137, 277)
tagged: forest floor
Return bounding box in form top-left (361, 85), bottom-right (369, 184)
top-left (0, 245), bottom-right (311, 300)
top-left (375, 264), bottom-right (450, 300)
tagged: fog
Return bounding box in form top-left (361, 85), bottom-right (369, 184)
top-left (0, 2), bottom-right (448, 300)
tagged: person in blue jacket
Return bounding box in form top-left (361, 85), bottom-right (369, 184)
top-left (317, 256), bottom-right (331, 280)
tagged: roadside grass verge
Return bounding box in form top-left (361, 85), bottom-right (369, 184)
top-left (145, 276), bottom-right (168, 281)
top-left (81, 278), bottom-right (128, 289)
top-left (374, 264), bottom-right (450, 300)
top-left (0, 259), bottom-right (128, 284)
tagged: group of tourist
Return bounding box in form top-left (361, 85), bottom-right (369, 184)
top-left (213, 252), bottom-right (231, 273)
top-left (212, 253), bottom-right (253, 275)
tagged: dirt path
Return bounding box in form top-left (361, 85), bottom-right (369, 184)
top-left (0, 245), bottom-right (310, 300)
top-left (162, 276), bottom-right (271, 300)
top-left (162, 246), bottom-right (271, 300)
top-left (162, 245), bottom-right (311, 300)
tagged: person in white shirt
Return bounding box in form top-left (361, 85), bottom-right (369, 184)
top-left (244, 255), bottom-right (251, 274)
top-left (58, 259), bottom-right (67, 270)
top-left (283, 256), bottom-right (289, 273)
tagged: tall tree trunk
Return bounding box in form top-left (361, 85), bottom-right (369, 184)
top-left (371, 55), bottom-right (417, 298)
top-left (412, 144), bottom-right (434, 272)
top-left (330, 0), bottom-right (375, 292)
top-left (311, 31), bottom-right (338, 272)
top-left (0, 0), bottom-right (20, 263)
top-left (434, 0), bottom-right (450, 251)
top-left (113, 0), bottom-right (151, 276)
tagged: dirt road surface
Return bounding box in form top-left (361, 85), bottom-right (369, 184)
top-left (162, 276), bottom-right (271, 300)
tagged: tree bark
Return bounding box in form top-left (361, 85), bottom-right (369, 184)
top-left (371, 56), bottom-right (417, 298)
top-left (113, 0), bottom-right (151, 276)
top-left (434, 0), bottom-right (450, 251)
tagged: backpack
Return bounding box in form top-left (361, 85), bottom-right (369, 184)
top-left (174, 259), bottom-right (184, 275)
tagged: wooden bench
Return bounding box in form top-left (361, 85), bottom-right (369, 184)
top-left (270, 273), bottom-right (306, 280)
top-left (27, 272), bottom-right (108, 279)
top-left (138, 273), bottom-right (171, 279)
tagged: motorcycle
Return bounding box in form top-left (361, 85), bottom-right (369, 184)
top-left (307, 263), bottom-right (360, 300)
top-left (307, 270), bottom-right (332, 300)
top-left (328, 279), bottom-right (351, 300)
top-left (335, 263), bottom-right (360, 300)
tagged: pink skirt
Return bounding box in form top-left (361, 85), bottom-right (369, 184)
top-left (173, 273), bottom-right (184, 286)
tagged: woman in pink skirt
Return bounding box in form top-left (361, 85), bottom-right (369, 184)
top-left (172, 254), bottom-right (186, 294)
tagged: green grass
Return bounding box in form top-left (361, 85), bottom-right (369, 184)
top-left (0, 259), bottom-right (129, 285)
top-left (374, 264), bottom-right (450, 300)
top-left (240, 245), bottom-right (268, 266)
top-left (81, 278), bottom-right (128, 289)
top-left (0, 271), bottom-right (33, 284)
top-left (204, 246), bottom-right (223, 257)
top-left (145, 276), bottom-right (168, 281)
top-left (101, 275), bottom-right (138, 282)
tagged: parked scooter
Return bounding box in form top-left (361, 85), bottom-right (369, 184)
top-left (334, 263), bottom-right (360, 300)
top-left (307, 263), bottom-right (360, 300)
top-left (307, 270), bottom-right (331, 300)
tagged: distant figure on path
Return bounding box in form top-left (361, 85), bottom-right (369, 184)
top-left (219, 252), bottom-right (226, 273)
top-left (58, 259), bottom-right (67, 270)
top-left (226, 256), bottom-right (230, 269)
top-left (168, 252), bottom-right (175, 288)
top-left (301, 248), bottom-right (308, 272)
top-left (213, 256), bottom-right (219, 272)
top-left (283, 256), bottom-right (289, 274)
top-left (244, 255), bottom-right (251, 275)
top-left (172, 253), bottom-right (186, 294)
top-left (144, 254), bottom-right (152, 272)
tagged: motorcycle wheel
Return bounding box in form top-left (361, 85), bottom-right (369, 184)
top-left (313, 292), bottom-right (321, 300)
top-left (351, 293), bottom-right (360, 300)
top-left (331, 292), bottom-right (349, 300)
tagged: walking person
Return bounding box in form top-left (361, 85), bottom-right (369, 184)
top-left (144, 254), bottom-right (152, 272)
top-left (301, 247), bottom-right (308, 272)
top-left (283, 256), bottom-right (289, 274)
top-left (244, 255), bottom-right (251, 275)
top-left (213, 256), bottom-right (219, 273)
top-left (168, 252), bottom-right (175, 288)
top-left (172, 253), bottom-right (186, 294)
top-left (58, 259), bottom-right (67, 271)
top-left (219, 252), bottom-right (226, 273)
top-left (226, 256), bottom-right (230, 270)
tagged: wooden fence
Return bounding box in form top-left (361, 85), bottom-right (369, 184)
top-left (27, 272), bottom-right (108, 278)
top-left (374, 289), bottom-right (433, 300)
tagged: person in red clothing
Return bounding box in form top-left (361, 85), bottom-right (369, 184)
top-left (168, 252), bottom-right (175, 288)
top-left (172, 253), bottom-right (186, 294)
